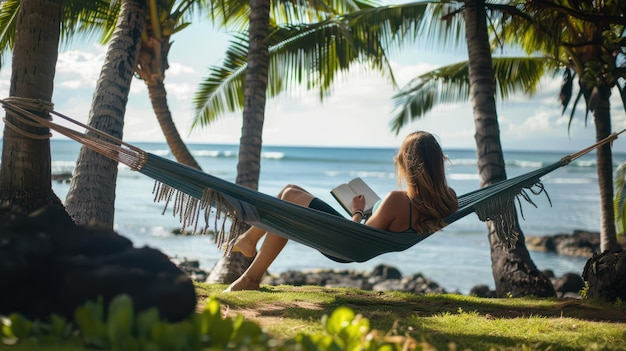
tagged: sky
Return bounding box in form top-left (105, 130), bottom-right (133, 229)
top-left (1, 10), bottom-right (625, 153)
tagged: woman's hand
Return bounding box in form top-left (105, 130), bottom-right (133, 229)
top-left (351, 194), bottom-right (366, 213)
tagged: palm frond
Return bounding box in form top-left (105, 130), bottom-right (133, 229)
top-left (492, 56), bottom-right (548, 97)
top-left (193, 2), bottom-right (438, 128)
top-left (0, 0), bottom-right (19, 66)
top-left (566, 88), bottom-right (585, 133)
top-left (61, 0), bottom-right (114, 44)
top-left (419, 1), bottom-right (466, 51)
top-left (559, 68), bottom-right (573, 114)
top-left (192, 33), bottom-right (248, 128)
top-left (270, 0), bottom-right (382, 25)
top-left (390, 61), bottom-right (468, 134)
top-left (390, 56), bottom-right (549, 134)
top-left (614, 162), bottom-right (626, 237)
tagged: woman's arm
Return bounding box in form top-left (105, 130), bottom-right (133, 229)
top-left (350, 194), bottom-right (366, 222)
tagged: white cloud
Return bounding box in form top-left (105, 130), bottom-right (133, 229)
top-left (55, 46), bottom-right (105, 89)
top-left (166, 62), bottom-right (195, 76)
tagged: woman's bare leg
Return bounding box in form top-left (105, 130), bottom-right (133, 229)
top-left (224, 184), bottom-right (315, 292)
top-left (231, 226), bottom-right (266, 257)
top-left (224, 232), bottom-right (288, 291)
top-left (231, 184), bottom-right (314, 258)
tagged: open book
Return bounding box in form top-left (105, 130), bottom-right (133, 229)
top-left (330, 177), bottom-right (381, 216)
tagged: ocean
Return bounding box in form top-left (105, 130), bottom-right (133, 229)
top-left (45, 139), bottom-right (626, 294)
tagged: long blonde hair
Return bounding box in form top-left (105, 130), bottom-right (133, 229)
top-left (395, 131), bottom-right (458, 233)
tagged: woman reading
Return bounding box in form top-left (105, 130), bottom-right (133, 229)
top-left (225, 131), bottom-right (458, 292)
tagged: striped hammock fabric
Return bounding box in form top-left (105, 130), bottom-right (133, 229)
top-left (1, 97), bottom-right (621, 262)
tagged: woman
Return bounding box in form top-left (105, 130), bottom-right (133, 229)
top-left (225, 131), bottom-right (458, 292)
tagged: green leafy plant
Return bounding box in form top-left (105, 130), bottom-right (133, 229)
top-left (614, 162), bottom-right (626, 236)
top-left (1, 294), bottom-right (415, 350)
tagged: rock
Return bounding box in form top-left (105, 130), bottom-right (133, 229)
top-left (260, 267), bottom-right (447, 295)
top-left (542, 269), bottom-right (556, 279)
top-left (0, 205), bottom-right (196, 322)
top-left (551, 273), bottom-right (585, 298)
top-left (371, 264), bottom-right (402, 280)
top-left (582, 248), bottom-right (626, 302)
top-left (526, 230), bottom-right (605, 257)
top-left (470, 285), bottom-right (496, 298)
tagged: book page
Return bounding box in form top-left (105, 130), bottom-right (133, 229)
top-left (330, 183), bottom-right (357, 214)
top-left (347, 178), bottom-right (381, 213)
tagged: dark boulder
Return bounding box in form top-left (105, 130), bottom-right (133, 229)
top-left (551, 272), bottom-right (585, 298)
top-left (582, 248), bottom-right (626, 302)
top-left (0, 205), bottom-right (196, 322)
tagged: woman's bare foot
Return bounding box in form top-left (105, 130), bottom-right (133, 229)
top-left (223, 274), bottom-right (261, 292)
top-left (231, 235), bottom-right (257, 257)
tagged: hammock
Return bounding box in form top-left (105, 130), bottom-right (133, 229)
top-left (1, 98), bottom-right (622, 262)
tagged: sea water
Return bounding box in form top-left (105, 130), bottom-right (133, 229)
top-left (44, 140), bottom-right (626, 294)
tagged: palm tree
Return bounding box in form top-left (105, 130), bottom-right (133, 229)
top-left (64, 0), bottom-right (147, 228)
top-left (204, 0), bottom-right (273, 284)
top-left (0, 0), bottom-right (115, 214)
top-left (462, 0), bottom-right (554, 297)
top-left (508, 0), bottom-right (626, 301)
top-left (1, 0), bottom-right (201, 226)
top-left (506, 0), bottom-right (626, 253)
top-left (0, 0), bottom-right (66, 214)
top-left (131, 0), bottom-right (203, 169)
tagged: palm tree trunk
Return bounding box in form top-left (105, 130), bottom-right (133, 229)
top-left (464, 0), bottom-right (555, 297)
top-left (136, 33), bottom-right (202, 169)
top-left (235, 0), bottom-right (270, 190)
top-left (0, 0), bottom-right (66, 213)
top-left (591, 87), bottom-right (619, 252)
top-left (147, 81), bottom-right (202, 169)
top-left (207, 0), bottom-right (271, 284)
top-left (64, 0), bottom-right (146, 228)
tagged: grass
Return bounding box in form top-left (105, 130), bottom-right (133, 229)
top-left (196, 282), bottom-right (626, 351)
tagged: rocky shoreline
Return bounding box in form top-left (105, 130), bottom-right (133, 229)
top-left (525, 230), bottom-right (626, 257)
top-left (176, 258), bottom-right (586, 298)
top-left (174, 230), bottom-right (620, 299)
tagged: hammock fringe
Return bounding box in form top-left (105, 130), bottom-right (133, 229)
top-left (152, 181), bottom-right (245, 255)
top-left (473, 181), bottom-right (553, 249)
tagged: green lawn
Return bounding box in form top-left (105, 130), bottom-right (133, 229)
top-left (197, 283), bottom-right (626, 351)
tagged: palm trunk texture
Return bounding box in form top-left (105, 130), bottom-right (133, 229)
top-left (207, 0), bottom-right (271, 284)
top-left (64, 0), bottom-right (146, 228)
top-left (464, 0), bottom-right (555, 297)
top-left (148, 82), bottom-right (202, 169)
top-left (0, 0), bottom-right (65, 213)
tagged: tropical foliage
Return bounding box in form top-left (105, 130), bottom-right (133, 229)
top-left (1, 294), bottom-right (415, 350)
top-left (390, 56), bottom-right (550, 132)
top-left (613, 163), bottom-right (626, 236)
top-left (192, 2), bottom-right (434, 127)
top-left (501, 0), bottom-right (626, 252)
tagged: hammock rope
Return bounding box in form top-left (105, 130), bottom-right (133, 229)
top-left (1, 97), bottom-right (623, 260)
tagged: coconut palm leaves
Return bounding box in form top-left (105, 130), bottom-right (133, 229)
top-left (390, 56), bottom-right (550, 133)
top-left (192, 2), bottom-right (434, 127)
top-left (0, 0), bottom-right (111, 65)
top-left (506, 0), bottom-right (626, 252)
top-left (614, 162), bottom-right (626, 236)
